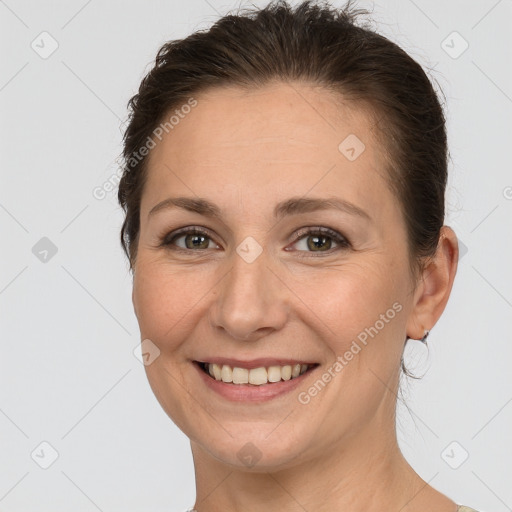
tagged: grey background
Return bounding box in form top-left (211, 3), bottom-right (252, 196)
top-left (0, 0), bottom-right (511, 511)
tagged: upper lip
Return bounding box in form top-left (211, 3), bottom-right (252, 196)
top-left (195, 358), bottom-right (319, 369)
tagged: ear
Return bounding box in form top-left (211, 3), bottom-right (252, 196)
top-left (405, 226), bottom-right (459, 339)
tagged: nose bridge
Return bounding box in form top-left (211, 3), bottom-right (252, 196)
top-left (210, 236), bottom-right (287, 340)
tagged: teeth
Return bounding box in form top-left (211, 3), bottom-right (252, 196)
top-left (249, 367), bottom-right (267, 385)
top-left (232, 367), bottom-right (249, 384)
top-left (221, 365), bottom-right (233, 383)
top-left (267, 366), bottom-right (282, 383)
top-left (281, 365), bottom-right (292, 381)
top-left (212, 364), bottom-right (222, 380)
top-left (204, 362), bottom-right (312, 385)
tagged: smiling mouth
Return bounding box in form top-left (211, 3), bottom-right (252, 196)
top-left (195, 361), bottom-right (319, 386)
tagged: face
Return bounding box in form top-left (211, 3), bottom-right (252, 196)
top-left (132, 82), bottom-right (421, 470)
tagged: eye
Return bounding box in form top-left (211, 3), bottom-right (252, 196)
top-left (161, 227), bottom-right (220, 251)
top-left (159, 225), bottom-right (350, 256)
top-left (287, 226), bottom-right (350, 255)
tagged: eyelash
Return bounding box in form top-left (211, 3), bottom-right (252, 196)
top-left (159, 225), bottom-right (351, 257)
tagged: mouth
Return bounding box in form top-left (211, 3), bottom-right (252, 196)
top-left (194, 360), bottom-right (320, 386)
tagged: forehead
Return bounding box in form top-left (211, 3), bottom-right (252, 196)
top-left (142, 81), bottom-right (394, 221)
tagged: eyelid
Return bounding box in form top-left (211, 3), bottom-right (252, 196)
top-left (290, 226), bottom-right (349, 243)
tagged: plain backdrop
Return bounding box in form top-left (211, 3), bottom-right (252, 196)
top-left (1, 0), bottom-right (511, 511)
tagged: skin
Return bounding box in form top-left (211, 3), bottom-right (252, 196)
top-left (131, 82), bottom-right (459, 512)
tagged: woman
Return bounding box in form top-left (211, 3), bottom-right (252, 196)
top-left (118, 1), bottom-right (479, 510)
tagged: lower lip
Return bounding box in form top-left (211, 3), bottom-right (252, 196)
top-left (193, 362), bottom-right (318, 402)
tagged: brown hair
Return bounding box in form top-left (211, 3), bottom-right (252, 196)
top-left (117, 0), bottom-right (447, 376)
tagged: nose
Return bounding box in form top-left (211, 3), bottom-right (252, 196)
top-left (208, 245), bottom-right (289, 341)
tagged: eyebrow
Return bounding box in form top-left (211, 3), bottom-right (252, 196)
top-left (147, 195), bottom-right (372, 222)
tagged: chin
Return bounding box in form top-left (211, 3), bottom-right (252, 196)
top-left (193, 422), bottom-right (318, 471)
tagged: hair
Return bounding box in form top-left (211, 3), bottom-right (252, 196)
top-left (117, 0), bottom-right (448, 380)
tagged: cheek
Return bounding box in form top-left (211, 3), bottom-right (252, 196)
top-left (296, 261), bottom-right (406, 362)
top-left (133, 261), bottom-right (212, 349)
